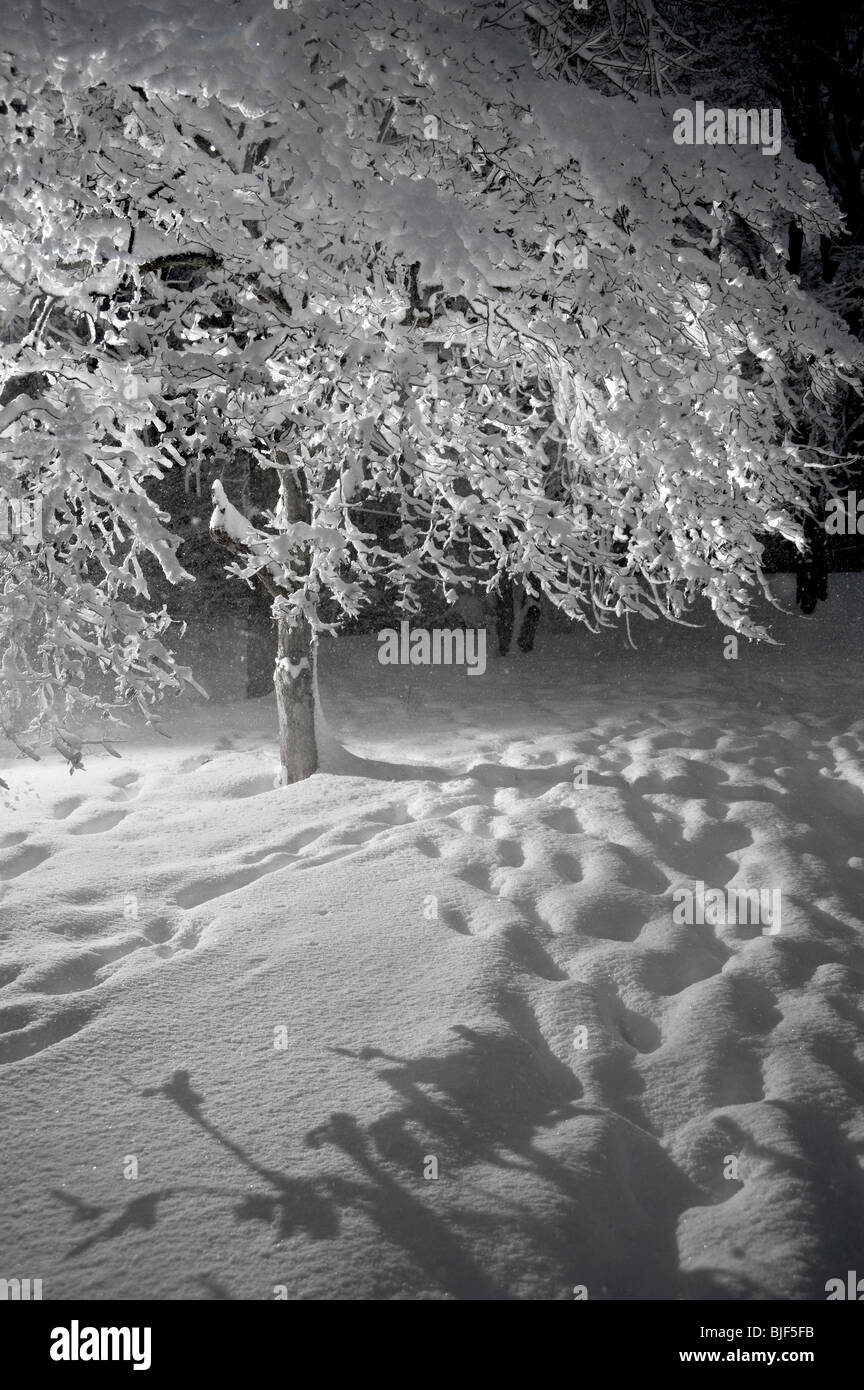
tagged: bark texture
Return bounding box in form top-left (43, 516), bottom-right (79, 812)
top-left (211, 464), bottom-right (318, 783)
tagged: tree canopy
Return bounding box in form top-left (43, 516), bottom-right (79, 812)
top-left (1, 0), bottom-right (861, 758)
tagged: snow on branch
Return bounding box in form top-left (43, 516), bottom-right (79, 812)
top-left (0, 393), bottom-right (62, 434)
top-left (209, 479), bottom-right (287, 598)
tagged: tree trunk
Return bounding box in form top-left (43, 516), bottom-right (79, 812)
top-left (495, 576), bottom-right (541, 654)
top-left (210, 461), bottom-right (321, 783)
top-left (273, 466), bottom-right (318, 784)
top-left (275, 611), bottom-right (317, 783)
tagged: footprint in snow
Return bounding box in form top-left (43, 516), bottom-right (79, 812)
top-left (0, 844), bottom-right (51, 879)
top-left (68, 808), bottom-right (129, 836)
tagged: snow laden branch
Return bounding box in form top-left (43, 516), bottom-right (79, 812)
top-left (209, 480), bottom-right (287, 600)
top-left (0, 367), bottom-right (202, 755)
top-left (0, 393), bottom-right (63, 434)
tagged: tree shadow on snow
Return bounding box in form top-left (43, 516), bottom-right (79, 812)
top-left (51, 1055), bottom-right (816, 1300)
top-left (319, 720), bottom-right (599, 795)
top-left (709, 1098), bottom-right (864, 1298)
top-left (52, 1067), bottom-right (508, 1298)
top-left (324, 1025), bottom-right (717, 1299)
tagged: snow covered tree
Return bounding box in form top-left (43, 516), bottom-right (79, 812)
top-left (1, 0), bottom-right (861, 781)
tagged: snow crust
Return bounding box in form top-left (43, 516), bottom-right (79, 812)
top-left (2, 589), bottom-right (864, 1299)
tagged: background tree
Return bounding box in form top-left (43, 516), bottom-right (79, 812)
top-left (652, 0), bottom-right (864, 597)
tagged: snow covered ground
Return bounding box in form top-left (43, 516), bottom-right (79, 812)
top-left (2, 579), bottom-right (864, 1300)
